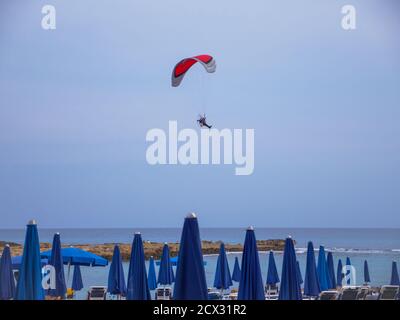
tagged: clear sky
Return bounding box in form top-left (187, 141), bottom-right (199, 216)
top-left (0, 0), bottom-right (399, 228)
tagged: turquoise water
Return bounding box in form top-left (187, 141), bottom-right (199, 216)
top-left (1, 228), bottom-right (399, 299)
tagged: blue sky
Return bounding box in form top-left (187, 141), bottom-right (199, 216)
top-left (0, 0), bottom-right (399, 228)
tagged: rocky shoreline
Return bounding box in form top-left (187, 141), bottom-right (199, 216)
top-left (1, 239), bottom-right (290, 261)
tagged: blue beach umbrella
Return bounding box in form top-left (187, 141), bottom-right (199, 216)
top-left (238, 227), bottom-right (264, 300)
top-left (41, 247), bottom-right (108, 267)
top-left (148, 257), bottom-right (157, 290)
top-left (363, 260), bottom-right (371, 284)
top-left (71, 265), bottom-right (83, 291)
top-left (231, 257), bottom-right (241, 283)
top-left (11, 256), bottom-right (48, 270)
top-left (174, 213), bottom-right (208, 300)
top-left (266, 251), bottom-right (279, 286)
top-left (107, 245), bottom-right (126, 296)
top-left (327, 252), bottom-right (336, 288)
top-left (47, 233), bottom-right (67, 298)
top-left (213, 243), bottom-right (232, 290)
top-left (157, 243), bottom-right (174, 285)
top-left (317, 246), bottom-right (331, 291)
top-left (127, 233), bottom-right (151, 300)
top-left (390, 261), bottom-right (399, 286)
top-left (279, 237), bottom-right (301, 300)
top-left (15, 220), bottom-right (44, 300)
top-left (304, 241), bottom-right (320, 297)
top-left (346, 257), bottom-right (351, 266)
top-left (0, 245), bottom-right (16, 300)
top-left (337, 259), bottom-right (343, 287)
top-left (296, 261), bottom-right (303, 285)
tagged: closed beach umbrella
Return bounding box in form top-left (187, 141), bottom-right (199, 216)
top-left (15, 220), bottom-right (44, 300)
top-left (390, 261), bottom-right (399, 286)
top-left (157, 243), bottom-right (174, 285)
top-left (296, 261), bottom-right (303, 285)
top-left (337, 259), bottom-right (343, 287)
top-left (71, 265), bottom-right (83, 291)
top-left (266, 251), bottom-right (279, 286)
top-left (148, 257), bottom-right (157, 290)
top-left (231, 257), bottom-right (241, 283)
top-left (107, 245), bottom-right (126, 296)
top-left (345, 257), bottom-right (352, 285)
top-left (0, 245), bottom-right (16, 300)
top-left (238, 227), bottom-right (264, 300)
top-left (363, 260), bottom-right (371, 284)
top-left (327, 252), bottom-right (336, 288)
top-left (279, 237), bottom-right (301, 300)
top-left (174, 213), bottom-right (208, 300)
top-left (127, 233), bottom-right (151, 300)
top-left (304, 241), bottom-right (320, 297)
top-left (317, 246), bottom-right (331, 291)
top-left (213, 243), bottom-right (232, 290)
top-left (47, 233), bottom-right (67, 298)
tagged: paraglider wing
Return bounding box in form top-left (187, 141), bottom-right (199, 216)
top-left (171, 54), bottom-right (216, 87)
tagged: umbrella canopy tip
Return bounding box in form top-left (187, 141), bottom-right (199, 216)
top-left (187, 212), bottom-right (197, 218)
top-left (5, 243), bottom-right (10, 247)
top-left (28, 219), bottom-right (37, 225)
top-left (135, 231), bottom-right (141, 235)
top-left (247, 225), bottom-right (254, 231)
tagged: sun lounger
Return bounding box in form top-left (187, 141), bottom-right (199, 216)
top-left (155, 287), bottom-right (173, 300)
top-left (87, 286), bottom-right (107, 300)
top-left (356, 286), bottom-right (370, 300)
top-left (318, 290), bottom-right (339, 300)
top-left (378, 285), bottom-right (399, 300)
top-left (265, 284), bottom-right (279, 299)
top-left (338, 286), bottom-right (359, 300)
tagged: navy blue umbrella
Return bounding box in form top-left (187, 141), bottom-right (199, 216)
top-left (231, 257), bottom-right (241, 283)
top-left (127, 233), bottom-right (151, 300)
top-left (266, 251), bottom-right (279, 286)
top-left (279, 237), bottom-right (301, 300)
top-left (107, 245), bottom-right (126, 296)
top-left (304, 241), bottom-right (320, 297)
top-left (157, 243), bottom-right (174, 285)
top-left (0, 245), bottom-right (16, 300)
top-left (337, 259), bottom-right (343, 287)
top-left (238, 227), bottom-right (264, 300)
top-left (317, 246), bottom-right (331, 291)
top-left (346, 257), bottom-right (351, 266)
top-left (148, 256), bottom-right (157, 290)
top-left (15, 220), bottom-right (44, 300)
top-left (47, 233), bottom-right (67, 298)
top-left (71, 265), bottom-right (83, 291)
top-left (327, 252), bottom-right (336, 288)
top-left (174, 213), bottom-right (208, 300)
top-left (296, 261), bottom-right (303, 285)
top-left (213, 243), bottom-right (232, 290)
top-left (390, 261), bottom-right (399, 285)
top-left (363, 260), bottom-right (371, 284)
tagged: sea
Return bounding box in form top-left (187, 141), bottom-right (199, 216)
top-left (1, 228), bottom-right (399, 300)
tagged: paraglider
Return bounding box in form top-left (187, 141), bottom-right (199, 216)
top-left (197, 114), bottom-right (212, 129)
top-left (171, 55), bottom-right (216, 128)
